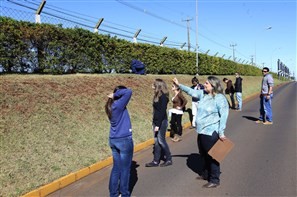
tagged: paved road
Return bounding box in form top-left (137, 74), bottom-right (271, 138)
top-left (49, 82), bottom-right (296, 197)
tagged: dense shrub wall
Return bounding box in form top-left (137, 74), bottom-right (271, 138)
top-left (0, 17), bottom-right (261, 75)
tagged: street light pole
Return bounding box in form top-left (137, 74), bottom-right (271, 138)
top-left (195, 0), bottom-right (199, 75)
top-left (270, 47), bottom-right (281, 72)
top-left (254, 26), bottom-right (272, 67)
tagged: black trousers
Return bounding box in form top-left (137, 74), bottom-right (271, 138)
top-left (197, 131), bottom-right (220, 184)
top-left (170, 113), bottom-right (183, 136)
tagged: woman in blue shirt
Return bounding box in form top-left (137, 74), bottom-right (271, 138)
top-left (105, 86), bottom-right (134, 197)
top-left (173, 76), bottom-right (229, 188)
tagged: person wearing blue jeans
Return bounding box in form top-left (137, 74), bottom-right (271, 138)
top-left (259, 93), bottom-right (273, 122)
top-left (153, 120), bottom-right (172, 163)
top-left (146, 79), bottom-right (172, 167)
top-left (109, 136), bottom-right (134, 197)
top-left (234, 72), bottom-right (243, 111)
top-left (256, 67), bottom-right (274, 125)
top-left (105, 86), bottom-right (134, 197)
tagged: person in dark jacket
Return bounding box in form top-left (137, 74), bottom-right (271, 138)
top-left (234, 73), bottom-right (243, 111)
top-left (105, 86), bottom-right (134, 197)
top-left (145, 79), bottom-right (172, 167)
top-left (223, 78), bottom-right (235, 109)
top-left (131, 59), bottom-right (146, 75)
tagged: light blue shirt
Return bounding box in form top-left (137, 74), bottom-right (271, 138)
top-left (179, 84), bottom-right (229, 137)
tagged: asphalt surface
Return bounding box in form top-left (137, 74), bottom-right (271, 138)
top-left (49, 82), bottom-right (297, 197)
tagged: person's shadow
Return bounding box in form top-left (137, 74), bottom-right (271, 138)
top-left (129, 161), bottom-right (139, 193)
top-left (242, 116), bottom-right (258, 121)
top-left (172, 153), bottom-right (205, 176)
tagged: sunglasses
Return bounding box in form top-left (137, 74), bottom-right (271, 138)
top-left (262, 70), bottom-right (268, 73)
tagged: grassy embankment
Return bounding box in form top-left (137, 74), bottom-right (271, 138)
top-left (0, 74), bottom-right (285, 197)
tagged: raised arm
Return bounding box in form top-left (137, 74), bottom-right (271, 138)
top-left (113, 88), bottom-right (132, 110)
top-left (173, 77), bottom-right (202, 100)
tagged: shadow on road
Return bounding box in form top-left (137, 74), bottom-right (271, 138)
top-left (129, 161), bottom-right (139, 194)
top-left (172, 153), bottom-right (205, 176)
top-left (242, 115), bottom-right (258, 121)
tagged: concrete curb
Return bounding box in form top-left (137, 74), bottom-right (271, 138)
top-left (22, 82), bottom-right (288, 197)
top-left (22, 122), bottom-right (192, 197)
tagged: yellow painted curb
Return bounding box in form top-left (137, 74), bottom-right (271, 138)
top-left (20, 82), bottom-right (290, 197)
top-left (59, 173), bottom-right (76, 188)
top-left (20, 121), bottom-right (198, 197)
top-left (75, 167), bottom-right (90, 181)
top-left (89, 162), bottom-right (102, 174)
top-left (96, 157), bottom-right (113, 170)
top-left (134, 140), bottom-right (150, 152)
top-left (183, 122), bottom-right (192, 129)
top-left (39, 180), bottom-right (59, 197)
top-left (22, 189), bottom-right (39, 197)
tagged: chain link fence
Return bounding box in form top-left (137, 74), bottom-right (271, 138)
top-left (1, 6), bottom-right (93, 31)
top-left (1, 4), bottom-right (259, 71)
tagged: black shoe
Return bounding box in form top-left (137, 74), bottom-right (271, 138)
top-left (202, 182), bottom-right (220, 188)
top-left (160, 160), bottom-right (172, 167)
top-left (145, 161), bottom-right (159, 167)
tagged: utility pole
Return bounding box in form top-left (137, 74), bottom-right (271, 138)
top-left (195, 0), bottom-right (199, 74)
top-left (182, 18), bottom-right (193, 52)
top-left (230, 43), bottom-right (237, 61)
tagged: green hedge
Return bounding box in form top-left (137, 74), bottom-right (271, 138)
top-left (0, 16), bottom-right (261, 75)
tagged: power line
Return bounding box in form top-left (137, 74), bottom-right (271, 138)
top-left (115, 0), bottom-right (236, 50)
top-left (10, 0), bottom-right (185, 47)
top-left (6, 0), bottom-right (36, 11)
top-left (115, 0), bottom-right (235, 52)
top-left (24, 0), bottom-right (95, 24)
top-left (115, 0), bottom-right (187, 29)
top-left (1, 4), bottom-right (176, 48)
top-left (3, 0), bottom-right (251, 62)
top-left (4, 1), bottom-right (137, 40)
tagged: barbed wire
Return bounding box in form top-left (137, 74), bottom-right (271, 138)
top-left (0, 5), bottom-right (252, 64)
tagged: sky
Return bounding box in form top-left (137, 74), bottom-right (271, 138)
top-left (1, 0), bottom-right (296, 76)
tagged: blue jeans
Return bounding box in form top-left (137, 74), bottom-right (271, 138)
top-left (153, 119), bottom-right (172, 162)
top-left (259, 94), bottom-right (273, 122)
top-left (109, 136), bottom-right (134, 197)
top-left (235, 92), bottom-right (242, 110)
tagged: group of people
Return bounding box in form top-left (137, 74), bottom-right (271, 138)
top-left (222, 72), bottom-right (243, 111)
top-left (221, 68), bottom-right (274, 125)
top-left (104, 68), bottom-right (274, 196)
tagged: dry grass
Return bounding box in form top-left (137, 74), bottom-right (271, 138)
top-left (0, 74), bottom-right (284, 196)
